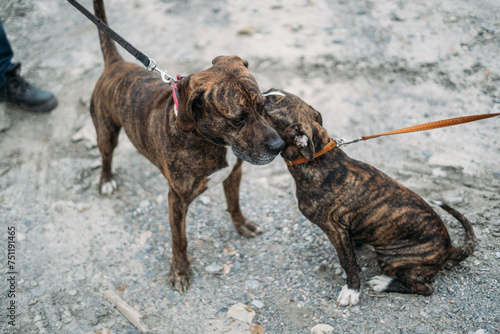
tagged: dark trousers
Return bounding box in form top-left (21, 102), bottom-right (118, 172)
top-left (0, 18), bottom-right (14, 87)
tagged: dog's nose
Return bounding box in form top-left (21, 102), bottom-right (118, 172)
top-left (266, 137), bottom-right (285, 155)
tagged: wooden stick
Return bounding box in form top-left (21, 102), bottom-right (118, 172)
top-left (103, 290), bottom-right (148, 333)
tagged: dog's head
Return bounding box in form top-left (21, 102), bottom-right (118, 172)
top-left (175, 56), bottom-right (284, 165)
top-left (263, 89), bottom-right (324, 162)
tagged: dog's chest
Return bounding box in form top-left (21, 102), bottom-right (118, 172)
top-left (206, 148), bottom-right (238, 189)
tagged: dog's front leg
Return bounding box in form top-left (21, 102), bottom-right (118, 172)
top-left (167, 188), bottom-right (192, 292)
top-left (223, 160), bottom-right (263, 237)
top-left (322, 224), bottom-right (361, 306)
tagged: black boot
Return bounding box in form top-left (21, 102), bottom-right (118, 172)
top-left (0, 63), bottom-right (58, 112)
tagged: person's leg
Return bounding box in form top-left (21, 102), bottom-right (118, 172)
top-left (0, 18), bottom-right (15, 87)
top-left (0, 17), bottom-right (57, 112)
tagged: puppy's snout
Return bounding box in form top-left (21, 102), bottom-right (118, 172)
top-left (266, 137), bottom-right (285, 155)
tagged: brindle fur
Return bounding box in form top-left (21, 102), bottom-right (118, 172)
top-left (90, 0), bottom-right (284, 292)
top-left (264, 89), bottom-right (475, 303)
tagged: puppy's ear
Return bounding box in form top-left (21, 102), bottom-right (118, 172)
top-left (285, 123), bottom-right (315, 161)
top-left (176, 77), bottom-right (202, 132)
top-left (311, 105), bottom-right (323, 126)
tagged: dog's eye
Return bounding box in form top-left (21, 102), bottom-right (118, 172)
top-left (231, 118), bottom-right (245, 126)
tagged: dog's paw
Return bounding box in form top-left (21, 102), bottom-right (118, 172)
top-left (168, 269), bottom-right (192, 293)
top-left (367, 275), bottom-right (392, 292)
top-left (100, 180), bottom-right (117, 196)
top-left (235, 220), bottom-right (264, 238)
top-left (336, 285), bottom-right (360, 306)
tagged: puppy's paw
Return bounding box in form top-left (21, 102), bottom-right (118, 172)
top-left (235, 220), bottom-right (263, 238)
top-left (336, 284), bottom-right (360, 306)
top-left (100, 180), bottom-right (117, 196)
top-left (294, 134), bottom-right (308, 148)
top-left (367, 275), bottom-right (392, 292)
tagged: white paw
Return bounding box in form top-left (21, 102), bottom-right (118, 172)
top-left (294, 134), bottom-right (308, 147)
top-left (367, 275), bottom-right (392, 292)
top-left (100, 180), bottom-right (117, 195)
top-left (336, 284), bottom-right (360, 306)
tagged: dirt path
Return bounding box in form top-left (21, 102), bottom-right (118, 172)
top-left (1, 0), bottom-right (499, 333)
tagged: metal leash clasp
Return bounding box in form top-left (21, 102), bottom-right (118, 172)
top-left (146, 58), bottom-right (177, 87)
top-left (333, 137), bottom-right (363, 147)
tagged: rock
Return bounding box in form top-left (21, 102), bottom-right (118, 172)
top-left (205, 263), bottom-right (222, 273)
top-left (249, 324), bottom-right (264, 334)
top-left (227, 303), bottom-right (256, 324)
top-left (246, 280), bottom-right (260, 289)
top-left (251, 300), bottom-right (264, 309)
top-left (238, 25), bottom-right (258, 36)
top-left (311, 323), bottom-right (334, 333)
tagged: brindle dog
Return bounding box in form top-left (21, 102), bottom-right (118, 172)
top-left (264, 89), bottom-right (475, 306)
top-left (90, 0), bottom-right (284, 292)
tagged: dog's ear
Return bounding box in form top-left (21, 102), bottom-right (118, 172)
top-left (285, 123), bottom-right (315, 161)
top-left (176, 77), bottom-right (202, 132)
top-left (212, 55), bottom-right (248, 68)
top-left (310, 105), bottom-right (323, 126)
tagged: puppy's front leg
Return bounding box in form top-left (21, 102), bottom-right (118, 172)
top-left (223, 160), bottom-right (263, 237)
top-left (167, 188), bottom-right (192, 292)
top-left (322, 224), bottom-right (361, 306)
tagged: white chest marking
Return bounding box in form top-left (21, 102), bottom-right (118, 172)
top-left (207, 148), bottom-right (238, 189)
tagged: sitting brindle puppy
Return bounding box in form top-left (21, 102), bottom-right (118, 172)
top-left (90, 0), bottom-right (284, 292)
top-left (264, 89), bottom-right (475, 306)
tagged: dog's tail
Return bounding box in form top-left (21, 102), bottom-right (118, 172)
top-left (93, 0), bottom-right (122, 67)
top-left (433, 201), bottom-right (475, 261)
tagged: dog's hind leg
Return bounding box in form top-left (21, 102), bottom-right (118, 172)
top-left (223, 160), bottom-right (263, 237)
top-left (91, 103), bottom-right (121, 195)
top-left (368, 264), bottom-right (435, 296)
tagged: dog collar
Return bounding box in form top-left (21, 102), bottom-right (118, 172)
top-left (285, 139), bottom-right (338, 166)
top-left (172, 74), bottom-right (184, 116)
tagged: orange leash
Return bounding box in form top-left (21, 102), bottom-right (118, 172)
top-left (285, 112), bottom-right (500, 166)
top-left (361, 113), bottom-right (500, 140)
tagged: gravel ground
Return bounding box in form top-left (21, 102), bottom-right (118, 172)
top-left (1, 0), bottom-right (499, 333)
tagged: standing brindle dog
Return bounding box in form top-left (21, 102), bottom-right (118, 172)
top-left (264, 90), bottom-right (475, 306)
top-left (90, 0), bottom-right (284, 291)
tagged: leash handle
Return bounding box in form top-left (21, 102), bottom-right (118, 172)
top-left (67, 0), bottom-right (150, 68)
top-left (361, 113), bottom-right (500, 141)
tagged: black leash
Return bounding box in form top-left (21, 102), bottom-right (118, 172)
top-left (67, 0), bottom-right (149, 67)
top-left (67, 0), bottom-right (181, 110)
top-left (67, 0), bottom-right (177, 85)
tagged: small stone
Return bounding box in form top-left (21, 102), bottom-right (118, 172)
top-left (311, 323), bottom-right (334, 333)
top-left (139, 200), bottom-right (150, 208)
top-left (249, 324), bottom-right (264, 334)
top-left (238, 25), bottom-right (258, 36)
top-left (68, 289), bottom-right (77, 296)
top-left (205, 263), bottom-right (222, 273)
top-left (222, 262), bottom-right (233, 274)
top-left (476, 329), bottom-right (485, 334)
top-left (495, 252), bottom-right (500, 259)
top-left (199, 196), bottom-right (211, 205)
top-left (17, 232), bottom-right (26, 241)
top-left (246, 280), bottom-right (260, 289)
top-left (227, 303), bottom-right (256, 324)
top-left (251, 300), bottom-right (264, 309)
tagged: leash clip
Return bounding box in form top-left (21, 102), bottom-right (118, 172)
top-left (333, 137), bottom-right (362, 147)
top-left (147, 57), bottom-right (177, 87)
